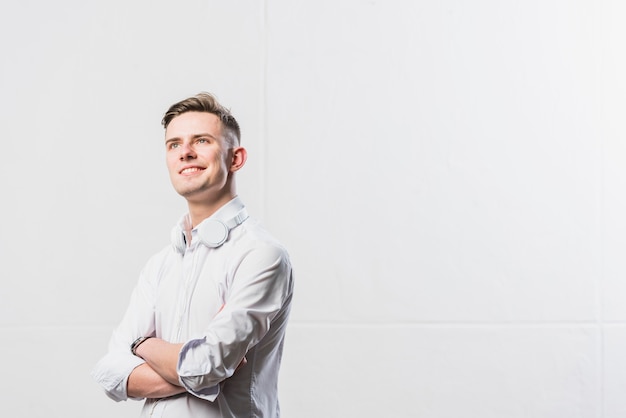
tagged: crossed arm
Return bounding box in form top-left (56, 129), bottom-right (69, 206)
top-left (117, 245), bottom-right (288, 400)
top-left (127, 338), bottom-right (247, 399)
top-left (127, 339), bottom-right (185, 399)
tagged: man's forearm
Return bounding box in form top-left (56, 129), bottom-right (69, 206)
top-left (127, 363), bottom-right (186, 399)
top-left (135, 338), bottom-right (185, 386)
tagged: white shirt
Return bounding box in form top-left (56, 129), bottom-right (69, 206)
top-left (92, 197), bottom-right (294, 417)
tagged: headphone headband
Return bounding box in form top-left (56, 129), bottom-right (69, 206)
top-left (171, 208), bottom-right (249, 254)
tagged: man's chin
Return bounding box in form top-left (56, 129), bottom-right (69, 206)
top-left (177, 187), bottom-right (220, 204)
top-left (174, 185), bottom-right (203, 198)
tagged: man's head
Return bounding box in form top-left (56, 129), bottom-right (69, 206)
top-left (163, 93), bottom-right (247, 219)
top-left (162, 92), bottom-right (241, 147)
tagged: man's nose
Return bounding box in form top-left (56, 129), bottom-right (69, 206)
top-left (179, 143), bottom-right (196, 160)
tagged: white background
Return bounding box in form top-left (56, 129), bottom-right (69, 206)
top-left (1, 1), bottom-right (626, 417)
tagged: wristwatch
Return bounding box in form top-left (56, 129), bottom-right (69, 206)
top-left (130, 336), bottom-right (152, 356)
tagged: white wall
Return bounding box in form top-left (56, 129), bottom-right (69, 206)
top-left (0, 1), bottom-right (624, 417)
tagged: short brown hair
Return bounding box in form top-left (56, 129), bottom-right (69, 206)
top-left (162, 92), bottom-right (241, 146)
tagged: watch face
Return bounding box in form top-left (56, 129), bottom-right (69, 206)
top-left (131, 336), bottom-right (148, 355)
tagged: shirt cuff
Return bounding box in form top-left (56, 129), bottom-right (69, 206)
top-left (91, 352), bottom-right (145, 402)
top-left (177, 337), bottom-right (221, 401)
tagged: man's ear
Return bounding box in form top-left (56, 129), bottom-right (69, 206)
top-left (230, 147), bottom-right (247, 172)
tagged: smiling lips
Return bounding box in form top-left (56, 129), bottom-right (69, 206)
top-left (180, 166), bottom-right (205, 175)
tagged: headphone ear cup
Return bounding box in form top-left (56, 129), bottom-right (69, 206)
top-left (171, 225), bottom-right (186, 254)
top-left (197, 219), bottom-right (229, 248)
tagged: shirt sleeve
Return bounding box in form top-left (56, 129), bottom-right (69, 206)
top-left (176, 242), bottom-right (293, 400)
top-left (91, 258), bottom-right (159, 402)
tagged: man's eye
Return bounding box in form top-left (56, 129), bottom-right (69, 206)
top-left (197, 138), bottom-right (208, 144)
top-left (169, 143), bottom-right (179, 149)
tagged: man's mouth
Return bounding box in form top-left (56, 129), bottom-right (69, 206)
top-left (180, 167), bottom-right (204, 175)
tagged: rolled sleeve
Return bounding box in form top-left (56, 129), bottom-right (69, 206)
top-left (92, 254), bottom-right (160, 402)
top-left (177, 337), bottom-right (221, 400)
top-left (91, 352), bottom-right (145, 402)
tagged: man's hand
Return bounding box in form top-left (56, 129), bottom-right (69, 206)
top-left (236, 356), bottom-right (248, 370)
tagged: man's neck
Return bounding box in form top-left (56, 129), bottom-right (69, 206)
top-left (187, 193), bottom-right (236, 228)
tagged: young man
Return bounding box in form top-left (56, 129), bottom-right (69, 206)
top-left (92, 93), bottom-right (294, 418)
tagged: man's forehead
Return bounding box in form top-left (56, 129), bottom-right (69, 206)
top-left (165, 112), bottom-right (223, 137)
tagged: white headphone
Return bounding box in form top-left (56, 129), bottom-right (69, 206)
top-left (171, 208), bottom-right (249, 254)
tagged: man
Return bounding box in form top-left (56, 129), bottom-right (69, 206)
top-left (92, 93), bottom-right (294, 418)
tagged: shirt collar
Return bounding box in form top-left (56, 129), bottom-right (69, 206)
top-left (177, 197), bottom-right (247, 249)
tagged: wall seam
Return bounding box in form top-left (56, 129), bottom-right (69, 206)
top-left (287, 320), bottom-right (612, 328)
top-left (259, 0), bottom-right (269, 221)
top-left (599, 75), bottom-right (606, 418)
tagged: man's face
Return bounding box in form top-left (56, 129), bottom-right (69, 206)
top-left (165, 111), bottom-right (233, 202)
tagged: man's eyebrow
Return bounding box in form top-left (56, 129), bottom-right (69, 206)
top-left (165, 133), bottom-right (219, 143)
top-left (192, 133), bottom-right (219, 140)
